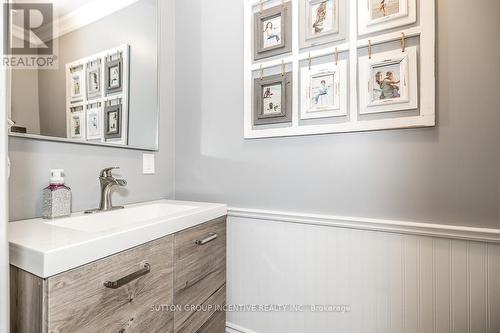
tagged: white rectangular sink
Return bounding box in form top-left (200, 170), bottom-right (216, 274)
top-left (8, 200), bottom-right (227, 278)
top-left (44, 202), bottom-right (198, 232)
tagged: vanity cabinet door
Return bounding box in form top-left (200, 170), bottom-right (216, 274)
top-left (47, 236), bottom-right (174, 333)
top-left (173, 217), bottom-right (226, 333)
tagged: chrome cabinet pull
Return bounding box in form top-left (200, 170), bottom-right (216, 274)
top-left (194, 233), bottom-right (217, 246)
top-left (104, 263), bottom-right (151, 289)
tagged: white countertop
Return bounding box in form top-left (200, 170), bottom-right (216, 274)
top-left (8, 200), bottom-right (227, 278)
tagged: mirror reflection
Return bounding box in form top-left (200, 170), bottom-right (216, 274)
top-left (8, 0), bottom-right (158, 150)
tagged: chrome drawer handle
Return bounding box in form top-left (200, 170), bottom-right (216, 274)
top-left (104, 263), bottom-right (151, 289)
top-left (195, 233), bottom-right (217, 246)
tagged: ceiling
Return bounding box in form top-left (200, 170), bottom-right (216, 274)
top-left (50, 0), bottom-right (92, 18)
top-left (12, 0), bottom-right (138, 19)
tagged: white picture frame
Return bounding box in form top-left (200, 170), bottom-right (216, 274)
top-left (86, 103), bottom-right (103, 140)
top-left (358, 45), bottom-right (418, 114)
top-left (300, 60), bottom-right (348, 119)
top-left (69, 105), bottom-right (85, 140)
top-left (300, 0), bottom-right (346, 49)
top-left (86, 59), bottom-right (102, 100)
top-left (357, 0), bottom-right (417, 35)
top-left (69, 65), bottom-right (84, 102)
top-left (306, 0), bottom-right (339, 38)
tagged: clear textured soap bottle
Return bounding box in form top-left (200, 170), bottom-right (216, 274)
top-left (42, 169), bottom-right (72, 219)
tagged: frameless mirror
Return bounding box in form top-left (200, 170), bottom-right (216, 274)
top-left (7, 0), bottom-right (159, 150)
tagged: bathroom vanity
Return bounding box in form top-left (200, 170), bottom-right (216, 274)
top-left (8, 200), bottom-right (227, 333)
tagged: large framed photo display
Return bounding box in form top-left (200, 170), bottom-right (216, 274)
top-left (243, 0), bottom-right (435, 139)
top-left (65, 44), bottom-right (130, 145)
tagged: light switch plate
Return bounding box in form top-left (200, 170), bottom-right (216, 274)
top-left (143, 154), bottom-right (155, 175)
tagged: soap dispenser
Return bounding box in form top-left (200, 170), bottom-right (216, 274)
top-left (42, 169), bottom-right (72, 219)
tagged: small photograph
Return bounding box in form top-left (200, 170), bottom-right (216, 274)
top-left (71, 73), bottom-right (82, 100)
top-left (104, 103), bottom-right (122, 139)
top-left (109, 64), bottom-right (120, 88)
top-left (262, 15), bottom-right (282, 49)
top-left (88, 72), bottom-right (99, 92)
top-left (371, 61), bottom-right (402, 103)
top-left (86, 105), bottom-right (102, 140)
top-left (262, 83), bottom-right (282, 116)
top-left (310, 0), bottom-right (335, 36)
top-left (371, 0), bottom-right (400, 20)
top-left (71, 114), bottom-right (82, 138)
top-left (107, 111), bottom-right (118, 134)
top-left (104, 57), bottom-right (123, 95)
top-left (86, 61), bottom-right (101, 100)
top-left (310, 73), bottom-right (335, 108)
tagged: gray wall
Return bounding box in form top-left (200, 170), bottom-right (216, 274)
top-left (11, 69), bottom-right (40, 134)
top-left (8, 0), bottom-right (175, 221)
top-left (174, 0), bottom-right (500, 228)
top-left (37, 0), bottom-right (158, 147)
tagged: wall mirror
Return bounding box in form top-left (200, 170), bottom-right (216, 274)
top-left (7, 0), bottom-right (159, 150)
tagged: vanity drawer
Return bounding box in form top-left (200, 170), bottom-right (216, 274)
top-left (174, 266), bottom-right (225, 331)
top-left (196, 309), bottom-right (226, 333)
top-left (176, 284), bottom-right (226, 333)
top-left (47, 236), bottom-right (174, 333)
top-left (173, 216), bottom-right (226, 293)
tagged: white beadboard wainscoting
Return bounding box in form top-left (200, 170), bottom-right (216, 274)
top-left (226, 208), bottom-right (500, 333)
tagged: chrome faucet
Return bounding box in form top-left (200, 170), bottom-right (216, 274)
top-left (85, 167), bottom-right (127, 214)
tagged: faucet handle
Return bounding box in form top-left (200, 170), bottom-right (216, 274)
top-left (100, 167), bottom-right (120, 178)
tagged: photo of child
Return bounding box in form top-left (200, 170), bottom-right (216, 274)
top-left (87, 112), bottom-right (100, 137)
top-left (371, 0), bottom-right (400, 20)
top-left (311, 0), bottom-right (334, 35)
top-left (371, 62), bottom-right (402, 101)
top-left (262, 16), bottom-right (282, 49)
top-left (310, 73), bottom-right (335, 108)
top-left (108, 111), bottom-right (118, 133)
top-left (72, 75), bottom-right (81, 96)
top-left (109, 66), bottom-right (120, 88)
top-left (262, 83), bottom-right (282, 115)
top-left (71, 115), bottom-right (81, 138)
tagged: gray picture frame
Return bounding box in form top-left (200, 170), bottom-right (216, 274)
top-left (104, 103), bottom-right (122, 139)
top-left (254, 2), bottom-right (292, 61)
top-left (104, 57), bottom-right (123, 96)
top-left (86, 59), bottom-right (102, 100)
top-left (254, 72), bottom-right (293, 126)
top-left (299, 0), bottom-right (346, 49)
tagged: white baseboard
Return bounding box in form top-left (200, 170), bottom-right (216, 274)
top-left (226, 322), bottom-right (258, 333)
top-left (228, 207), bottom-right (500, 243)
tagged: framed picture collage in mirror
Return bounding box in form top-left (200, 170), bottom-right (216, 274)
top-left (243, 0), bottom-right (435, 139)
top-left (66, 44), bottom-right (130, 145)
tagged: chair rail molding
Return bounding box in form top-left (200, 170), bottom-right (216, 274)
top-left (227, 207), bottom-right (500, 243)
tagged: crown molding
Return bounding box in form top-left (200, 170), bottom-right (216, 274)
top-left (35, 0), bottom-right (141, 41)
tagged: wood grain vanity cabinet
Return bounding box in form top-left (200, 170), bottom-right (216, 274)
top-left (10, 216), bottom-right (227, 333)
